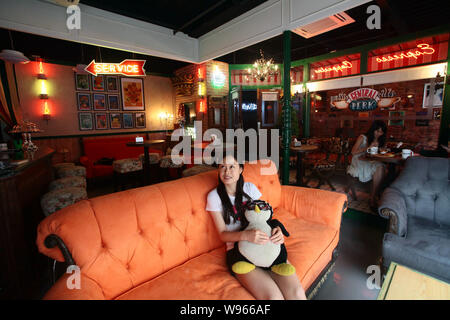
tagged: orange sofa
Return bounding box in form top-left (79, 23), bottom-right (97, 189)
top-left (36, 160), bottom-right (347, 300)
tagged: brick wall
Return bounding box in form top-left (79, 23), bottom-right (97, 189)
top-left (173, 61), bottom-right (229, 135)
top-left (310, 78), bottom-right (442, 149)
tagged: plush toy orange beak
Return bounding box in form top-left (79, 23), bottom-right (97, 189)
top-left (254, 205), bottom-right (261, 213)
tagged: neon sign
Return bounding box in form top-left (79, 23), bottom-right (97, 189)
top-left (314, 61), bottom-right (353, 74)
top-left (85, 59), bottom-right (146, 76)
top-left (375, 43), bottom-right (435, 63)
top-left (212, 65), bottom-right (225, 88)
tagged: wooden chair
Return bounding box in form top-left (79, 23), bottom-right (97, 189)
top-left (303, 137), bottom-right (339, 190)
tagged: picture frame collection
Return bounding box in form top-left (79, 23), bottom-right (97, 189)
top-left (75, 73), bottom-right (146, 131)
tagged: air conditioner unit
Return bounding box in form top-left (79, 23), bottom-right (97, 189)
top-left (292, 12), bottom-right (354, 39)
top-left (40, 0), bottom-right (80, 7)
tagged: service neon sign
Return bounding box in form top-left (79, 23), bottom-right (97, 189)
top-left (85, 59), bottom-right (146, 76)
top-left (375, 43), bottom-right (435, 63)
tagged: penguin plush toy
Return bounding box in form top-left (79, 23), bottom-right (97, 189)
top-left (230, 199), bottom-right (296, 276)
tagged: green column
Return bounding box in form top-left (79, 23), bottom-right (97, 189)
top-left (303, 63), bottom-right (310, 138)
top-left (281, 30), bottom-right (291, 185)
top-left (438, 46), bottom-right (450, 147)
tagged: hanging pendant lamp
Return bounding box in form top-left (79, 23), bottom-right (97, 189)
top-left (0, 30), bottom-right (30, 64)
top-left (0, 49), bottom-right (30, 64)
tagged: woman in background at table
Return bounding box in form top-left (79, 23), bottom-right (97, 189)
top-left (347, 120), bottom-right (387, 209)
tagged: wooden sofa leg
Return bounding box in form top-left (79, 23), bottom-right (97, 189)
top-left (113, 171), bottom-right (118, 192)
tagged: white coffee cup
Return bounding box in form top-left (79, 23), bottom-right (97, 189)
top-left (402, 149), bottom-right (414, 159)
top-left (367, 146), bottom-right (378, 155)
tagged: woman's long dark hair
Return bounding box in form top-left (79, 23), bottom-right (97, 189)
top-left (216, 162), bottom-right (252, 227)
top-left (366, 120), bottom-right (387, 148)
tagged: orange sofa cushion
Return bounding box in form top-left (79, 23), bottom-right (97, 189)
top-left (36, 160), bottom-right (346, 300)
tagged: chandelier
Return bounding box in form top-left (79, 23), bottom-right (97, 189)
top-left (247, 49), bottom-right (278, 82)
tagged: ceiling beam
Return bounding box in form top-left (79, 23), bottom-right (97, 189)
top-left (198, 0), bottom-right (372, 62)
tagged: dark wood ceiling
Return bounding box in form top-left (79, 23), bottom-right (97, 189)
top-left (81, 0), bottom-right (269, 38)
top-left (0, 0), bottom-right (449, 74)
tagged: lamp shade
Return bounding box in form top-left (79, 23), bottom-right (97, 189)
top-left (0, 49), bottom-right (30, 64)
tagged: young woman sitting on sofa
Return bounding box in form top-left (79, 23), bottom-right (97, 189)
top-left (206, 154), bottom-right (306, 300)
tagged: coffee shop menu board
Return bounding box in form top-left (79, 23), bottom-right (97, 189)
top-left (75, 73), bottom-right (146, 131)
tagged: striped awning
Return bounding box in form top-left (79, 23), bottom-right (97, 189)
top-left (310, 54), bottom-right (361, 81)
top-left (368, 33), bottom-right (449, 72)
top-left (231, 69), bottom-right (281, 86)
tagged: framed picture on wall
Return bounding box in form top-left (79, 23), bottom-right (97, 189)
top-left (106, 76), bottom-right (119, 92)
top-left (109, 113), bottom-right (122, 129)
top-left (135, 112), bottom-right (146, 128)
top-left (77, 92), bottom-right (92, 111)
top-left (422, 82), bottom-right (444, 108)
top-left (107, 94), bottom-right (120, 111)
top-left (92, 75), bottom-right (106, 91)
top-left (433, 108), bottom-right (441, 120)
top-left (123, 113), bottom-right (134, 129)
top-left (75, 73), bottom-right (90, 91)
top-left (93, 93), bottom-right (106, 110)
top-left (79, 113), bottom-right (93, 131)
top-left (121, 78), bottom-right (145, 110)
top-left (388, 111), bottom-right (405, 126)
top-left (94, 113), bottom-right (108, 130)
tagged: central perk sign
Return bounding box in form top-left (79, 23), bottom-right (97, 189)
top-left (85, 59), bottom-right (146, 76)
top-left (347, 88), bottom-right (380, 111)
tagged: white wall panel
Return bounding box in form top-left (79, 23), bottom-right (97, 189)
top-left (0, 0), bottom-right (198, 62)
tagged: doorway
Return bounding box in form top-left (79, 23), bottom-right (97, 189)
top-left (241, 90), bottom-right (258, 131)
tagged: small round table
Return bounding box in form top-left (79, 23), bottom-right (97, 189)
top-left (126, 140), bottom-right (165, 185)
top-left (290, 144), bottom-right (319, 187)
top-left (362, 153), bottom-right (406, 184)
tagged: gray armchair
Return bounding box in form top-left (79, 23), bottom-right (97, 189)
top-left (378, 156), bottom-right (450, 283)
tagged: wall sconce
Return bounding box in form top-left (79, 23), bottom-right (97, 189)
top-left (199, 100), bottom-right (205, 113)
top-left (197, 67), bottom-right (204, 81)
top-left (43, 101), bottom-right (51, 122)
top-left (39, 79), bottom-right (48, 99)
top-left (36, 58), bottom-right (50, 122)
top-left (37, 60), bottom-right (48, 99)
top-left (159, 112), bottom-right (173, 133)
top-left (198, 82), bottom-right (206, 97)
top-left (198, 66), bottom-right (205, 98)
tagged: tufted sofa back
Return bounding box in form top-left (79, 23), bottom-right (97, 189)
top-left (36, 160), bottom-right (281, 299)
top-left (390, 156), bottom-right (450, 226)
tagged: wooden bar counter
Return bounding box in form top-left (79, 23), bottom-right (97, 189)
top-left (0, 147), bottom-right (55, 299)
